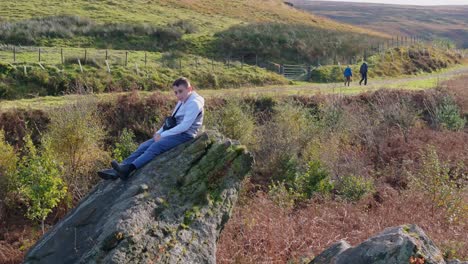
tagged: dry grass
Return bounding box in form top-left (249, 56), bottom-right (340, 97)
top-left (217, 187), bottom-right (468, 263)
top-left (443, 74), bottom-right (468, 116)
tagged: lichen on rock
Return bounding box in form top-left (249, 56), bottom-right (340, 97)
top-left (24, 131), bottom-right (253, 264)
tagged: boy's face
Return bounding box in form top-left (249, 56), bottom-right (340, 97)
top-left (173, 84), bottom-right (192, 102)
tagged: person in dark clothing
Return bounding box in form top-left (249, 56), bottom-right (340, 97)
top-left (359, 62), bottom-right (368, 85)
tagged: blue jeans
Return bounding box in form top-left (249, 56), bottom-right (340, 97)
top-left (122, 133), bottom-right (194, 169)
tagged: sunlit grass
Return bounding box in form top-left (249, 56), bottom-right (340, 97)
top-left (2, 64), bottom-right (466, 111)
top-left (0, 0), bottom-right (387, 38)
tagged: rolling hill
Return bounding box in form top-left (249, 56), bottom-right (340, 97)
top-left (290, 0), bottom-right (468, 48)
top-left (0, 0), bottom-right (386, 37)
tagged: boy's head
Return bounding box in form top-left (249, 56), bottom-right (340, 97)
top-left (172, 77), bottom-right (193, 102)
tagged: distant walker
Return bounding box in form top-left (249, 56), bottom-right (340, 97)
top-left (343, 65), bottom-right (352, 86)
top-left (359, 62), bottom-right (368, 85)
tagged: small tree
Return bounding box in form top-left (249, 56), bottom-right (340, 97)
top-left (46, 100), bottom-right (108, 201)
top-left (18, 135), bottom-right (67, 234)
top-left (113, 128), bottom-right (138, 163)
top-left (410, 145), bottom-right (467, 222)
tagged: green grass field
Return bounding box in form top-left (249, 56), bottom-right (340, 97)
top-left (0, 0), bottom-right (387, 36)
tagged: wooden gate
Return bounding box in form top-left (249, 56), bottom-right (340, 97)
top-left (281, 64), bottom-right (310, 81)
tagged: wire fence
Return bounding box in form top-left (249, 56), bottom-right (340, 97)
top-left (0, 39), bottom-right (464, 81)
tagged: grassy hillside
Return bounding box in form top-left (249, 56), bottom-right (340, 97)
top-left (311, 46), bottom-right (462, 82)
top-left (0, 0), bottom-right (386, 37)
top-left (0, 0), bottom-right (395, 100)
top-left (290, 0), bottom-right (468, 48)
top-left (0, 0), bottom-right (389, 56)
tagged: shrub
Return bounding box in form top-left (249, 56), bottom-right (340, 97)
top-left (204, 99), bottom-right (256, 147)
top-left (409, 146), bottom-right (467, 223)
top-left (268, 181), bottom-right (300, 209)
top-left (424, 94), bottom-right (466, 131)
top-left (17, 135), bottom-right (67, 234)
top-left (268, 159), bottom-right (333, 207)
top-left (0, 130), bottom-right (18, 218)
top-left (434, 96), bottom-right (466, 131)
top-left (369, 92), bottom-right (420, 142)
top-left (293, 160), bottom-right (334, 199)
top-left (336, 175), bottom-right (375, 202)
top-left (112, 128), bottom-right (138, 163)
top-left (255, 101), bottom-right (314, 182)
top-left (45, 99), bottom-right (109, 201)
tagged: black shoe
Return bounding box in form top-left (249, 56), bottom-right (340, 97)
top-left (111, 160), bottom-right (136, 180)
top-left (98, 168), bottom-right (119, 180)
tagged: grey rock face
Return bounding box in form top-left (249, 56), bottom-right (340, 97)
top-left (310, 224), bottom-right (448, 264)
top-left (309, 240), bottom-right (350, 264)
top-left (24, 131), bottom-right (253, 264)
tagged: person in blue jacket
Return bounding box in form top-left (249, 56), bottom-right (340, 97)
top-left (98, 77), bottom-right (204, 180)
top-left (343, 66), bottom-right (352, 86)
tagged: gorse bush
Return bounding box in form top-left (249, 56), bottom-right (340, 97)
top-left (17, 135), bottom-right (67, 234)
top-left (112, 128), bottom-right (138, 163)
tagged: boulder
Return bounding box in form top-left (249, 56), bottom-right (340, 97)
top-left (310, 224), bottom-right (447, 264)
top-left (310, 240), bottom-right (351, 264)
top-left (24, 131), bottom-right (253, 264)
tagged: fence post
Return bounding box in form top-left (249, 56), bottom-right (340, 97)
top-left (105, 60), bottom-right (110, 73)
top-left (13, 47), bottom-right (16, 62)
top-left (38, 48), bottom-right (41, 62)
top-left (78, 59), bottom-right (83, 73)
top-left (144, 52), bottom-right (147, 67)
top-left (125, 51), bottom-right (128, 67)
top-left (105, 49), bottom-right (108, 60)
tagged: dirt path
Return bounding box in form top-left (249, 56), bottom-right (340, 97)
top-left (202, 64), bottom-right (468, 97)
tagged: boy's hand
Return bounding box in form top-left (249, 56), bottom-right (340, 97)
top-left (153, 133), bottom-right (161, 142)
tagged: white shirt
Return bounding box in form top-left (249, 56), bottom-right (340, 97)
top-left (156, 92), bottom-right (204, 138)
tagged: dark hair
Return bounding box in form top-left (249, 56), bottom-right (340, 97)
top-left (172, 77), bottom-right (191, 88)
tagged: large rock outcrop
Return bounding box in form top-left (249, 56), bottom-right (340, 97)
top-left (24, 131), bottom-right (253, 264)
top-left (310, 224), bottom-right (461, 264)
